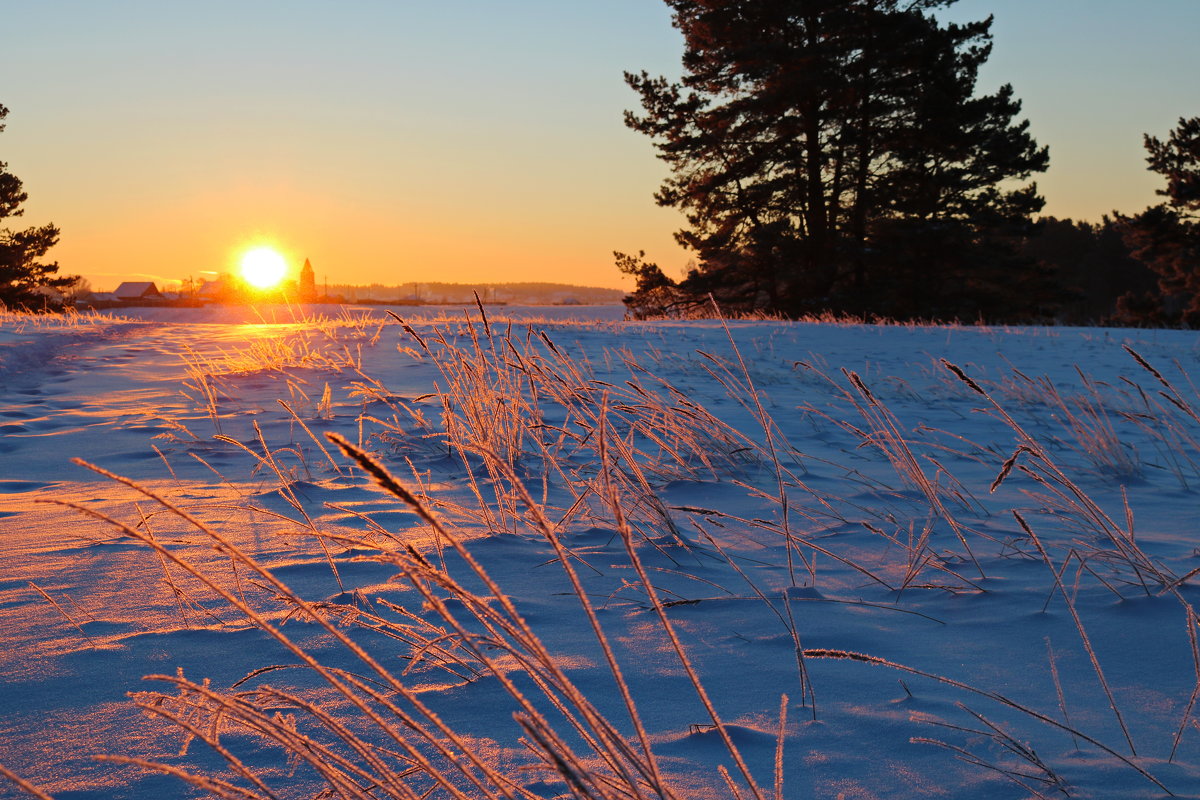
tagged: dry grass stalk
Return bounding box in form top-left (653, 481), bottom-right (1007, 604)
top-left (0, 761), bottom-right (57, 800)
top-left (1044, 637), bottom-right (1080, 752)
top-left (27, 581), bottom-right (95, 647)
top-left (1012, 511), bottom-right (1137, 757)
top-left (773, 694), bottom-right (788, 800)
top-left (1171, 606), bottom-right (1200, 762)
top-left (801, 648), bottom-right (1170, 794)
top-left (278, 398), bottom-right (345, 476)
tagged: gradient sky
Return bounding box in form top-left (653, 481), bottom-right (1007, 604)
top-left (3, 1), bottom-right (1198, 292)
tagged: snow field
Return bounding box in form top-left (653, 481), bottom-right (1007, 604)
top-left (2, 306), bottom-right (1200, 799)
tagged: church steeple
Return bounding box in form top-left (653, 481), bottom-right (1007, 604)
top-left (299, 258), bottom-right (317, 302)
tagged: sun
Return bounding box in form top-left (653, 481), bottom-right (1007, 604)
top-left (239, 246), bottom-right (289, 289)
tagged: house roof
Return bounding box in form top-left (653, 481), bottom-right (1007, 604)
top-left (113, 281), bottom-right (162, 299)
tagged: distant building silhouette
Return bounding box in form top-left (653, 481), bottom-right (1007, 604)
top-left (113, 281), bottom-right (163, 301)
top-left (197, 279), bottom-right (229, 302)
top-left (299, 258), bottom-right (317, 301)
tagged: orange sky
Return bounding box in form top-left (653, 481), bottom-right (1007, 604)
top-left (4, 1), bottom-right (1200, 293)
top-left (31, 152), bottom-right (684, 292)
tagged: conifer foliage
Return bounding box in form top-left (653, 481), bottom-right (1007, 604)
top-left (619, 0), bottom-right (1051, 320)
top-left (0, 103), bottom-right (73, 309)
top-left (1119, 117), bottom-right (1200, 325)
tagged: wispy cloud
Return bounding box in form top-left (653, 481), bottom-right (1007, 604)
top-left (85, 272), bottom-right (183, 285)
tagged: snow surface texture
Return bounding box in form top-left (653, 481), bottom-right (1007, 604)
top-left (1, 304), bottom-right (1199, 799)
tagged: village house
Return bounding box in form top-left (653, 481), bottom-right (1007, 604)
top-left (112, 281), bottom-right (164, 301)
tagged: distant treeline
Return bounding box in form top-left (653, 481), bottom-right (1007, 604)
top-left (622, 217), bottom-right (1170, 325)
top-left (325, 282), bottom-right (624, 306)
top-left (1019, 217), bottom-right (1159, 325)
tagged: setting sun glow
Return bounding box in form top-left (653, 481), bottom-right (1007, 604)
top-left (240, 247), bottom-right (288, 289)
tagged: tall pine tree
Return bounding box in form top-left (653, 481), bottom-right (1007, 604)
top-left (1, 103), bottom-right (73, 310)
top-left (621, 0), bottom-right (1050, 319)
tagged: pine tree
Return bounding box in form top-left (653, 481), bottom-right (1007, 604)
top-left (614, 249), bottom-right (694, 318)
top-left (1120, 117), bottom-right (1200, 324)
top-left (622, 0), bottom-right (1049, 319)
top-left (0, 103), bottom-right (74, 309)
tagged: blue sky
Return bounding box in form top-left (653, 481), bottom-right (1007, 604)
top-left (945, 0), bottom-right (1200, 223)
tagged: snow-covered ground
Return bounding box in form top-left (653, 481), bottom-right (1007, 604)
top-left (2, 305), bottom-right (1200, 799)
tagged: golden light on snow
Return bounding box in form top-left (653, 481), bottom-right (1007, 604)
top-left (239, 247), bottom-right (288, 289)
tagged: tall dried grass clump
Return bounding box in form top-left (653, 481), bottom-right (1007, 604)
top-left (388, 307), bottom-right (772, 542)
top-left (0, 306), bottom-right (134, 329)
top-left (33, 429), bottom-right (781, 800)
